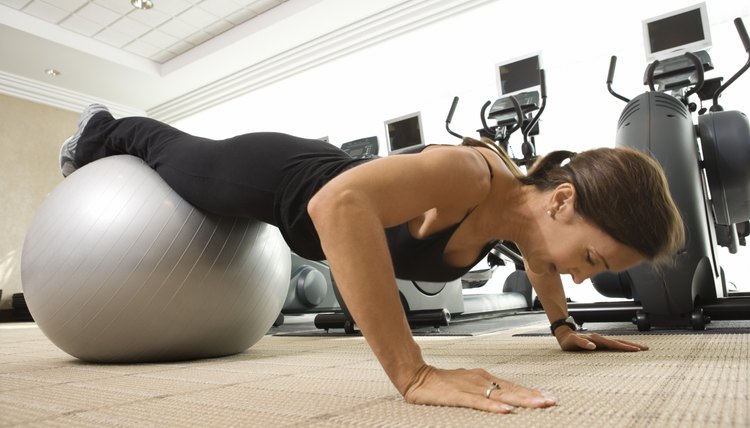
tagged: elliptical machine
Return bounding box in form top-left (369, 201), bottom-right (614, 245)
top-left (443, 68), bottom-right (549, 310)
top-left (569, 17), bottom-right (750, 331)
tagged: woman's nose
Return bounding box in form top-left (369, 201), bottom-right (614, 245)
top-left (571, 273), bottom-right (586, 284)
top-left (571, 266), bottom-right (599, 284)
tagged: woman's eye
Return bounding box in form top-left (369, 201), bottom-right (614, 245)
top-left (586, 252), bottom-right (595, 265)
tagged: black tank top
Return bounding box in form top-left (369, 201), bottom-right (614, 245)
top-left (384, 146), bottom-right (498, 281)
top-left (273, 143), bottom-right (497, 282)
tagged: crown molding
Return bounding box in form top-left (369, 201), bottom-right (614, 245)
top-left (0, 70), bottom-right (146, 118)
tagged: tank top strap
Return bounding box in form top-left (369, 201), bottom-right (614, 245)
top-left (468, 147), bottom-right (494, 180)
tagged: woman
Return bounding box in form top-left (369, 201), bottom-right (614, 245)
top-left (60, 104), bottom-right (684, 414)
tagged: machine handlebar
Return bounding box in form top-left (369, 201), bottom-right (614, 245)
top-left (712, 17), bottom-right (750, 111)
top-left (445, 96), bottom-right (463, 139)
top-left (736, 17), bottom-right (749, 53)
top-left (683, 52), bottom-right (705, 99)
top-left (645, 59), bottom-right (660, 91)
top-left (480, 101), bottom-right (492, 136)
top-left (607, 56), bottom-right (617, 84)
top-left (523, 70), bottom-right (547, 145)
top-left (607, 56), bottom-right (630, 103)
top-left (507, 96), bottom-right (524, 137)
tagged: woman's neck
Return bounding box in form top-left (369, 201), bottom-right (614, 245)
top-left (476, 178), bottom-right (546, 252)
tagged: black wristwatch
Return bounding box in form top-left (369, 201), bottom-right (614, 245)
top-left (550, 316), bottom-right (577, 334)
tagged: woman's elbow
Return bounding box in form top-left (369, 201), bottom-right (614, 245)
top-left (308, 187), bottom-right (366, 230)
top-left (306, 189), bottom-right (328, 226)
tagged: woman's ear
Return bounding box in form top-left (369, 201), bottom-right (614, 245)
top-left (549, 183), bottom-right (576, 218)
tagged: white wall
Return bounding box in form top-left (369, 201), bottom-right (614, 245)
top-left (175, 0), bottom-right (750, 302)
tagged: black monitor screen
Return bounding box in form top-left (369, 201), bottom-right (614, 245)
top-left (387, 115), bottom-right (423, 152)
top-left (498, 55), bottom-right (540, 95)
top-left (648, 8), bottom-right (705, 54)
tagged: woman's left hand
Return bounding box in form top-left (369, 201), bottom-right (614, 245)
top-left (556, 329), bottom-right (649, 352)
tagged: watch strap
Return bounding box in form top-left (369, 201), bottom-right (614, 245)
top-left (550, 316), bottom-right (577, 334)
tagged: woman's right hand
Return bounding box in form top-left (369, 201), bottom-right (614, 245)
top-left (402, 364), bottom-right (557, 413)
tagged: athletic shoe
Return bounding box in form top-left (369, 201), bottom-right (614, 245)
top-left (60, 103), bottom-right (110, 177)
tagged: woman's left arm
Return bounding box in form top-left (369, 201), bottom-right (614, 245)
top-left (526, 268), bottom-right (649, 352)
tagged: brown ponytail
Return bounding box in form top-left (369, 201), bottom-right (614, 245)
top-left (460, 136), bottom-right (523, 178)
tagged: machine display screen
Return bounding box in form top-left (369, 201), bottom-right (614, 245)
top-left (497, 55), bottom-right (541, 96)
top-left (385, 113), bottom-right (424, 155)
top-left (648, 9), bottom-right (705, 54)
top-left (642, 2), bottom-right (711, 61)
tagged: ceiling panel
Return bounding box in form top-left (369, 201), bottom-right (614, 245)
top-left (0, 0), bottom-right (288, 63)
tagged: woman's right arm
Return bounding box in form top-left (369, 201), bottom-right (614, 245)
top-left (308, 149), bottom-right (556, 412)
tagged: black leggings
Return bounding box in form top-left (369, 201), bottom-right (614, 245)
top-left (75, 111), bottom-right (339, 224)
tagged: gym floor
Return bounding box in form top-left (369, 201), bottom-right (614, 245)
top-left (1, 312), bottom-right (748, 427)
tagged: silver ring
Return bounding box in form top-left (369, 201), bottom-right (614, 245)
top-left (485, 381), bottom-right (500, 399)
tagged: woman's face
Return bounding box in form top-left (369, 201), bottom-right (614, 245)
top-left (524, 185), bottom-right (644, 283)
top-left (542, 218), bottom-right (643, 284)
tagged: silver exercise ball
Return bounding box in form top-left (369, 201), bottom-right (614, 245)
top-left (21, 155), bottom-right (290, 363)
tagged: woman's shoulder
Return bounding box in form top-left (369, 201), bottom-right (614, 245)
top-left (423, 144), bottom-right (512, 177)
top-left (408, 145), bottom-right (495, 196)
top-left (420, 143), bottom-right (489, 167)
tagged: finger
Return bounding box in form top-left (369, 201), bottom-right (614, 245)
top-left (473, 374), bottom-right (555, 410)
top-left (450, 390), bottom-right (515, 414)
top-left (569, 334), bottom-right (597, 350)
top-left (489, 381), bottom-right (557, 409)
top-left (589, 333), bottom-right (648, 352)
top-left (418, 388), bottom-right (516, 414)
top-left (457, 380), bottom-right (516, 414)
top-left (587, 333), bottom-right (646, 352)
top-left (612, 337), bottom-right (649, 350)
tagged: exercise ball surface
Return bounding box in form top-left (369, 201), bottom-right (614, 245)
top-left (22, 155), bottom-right (290, 363)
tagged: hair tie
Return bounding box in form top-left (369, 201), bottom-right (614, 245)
top-left (560, 151), bottom-right (577, 167)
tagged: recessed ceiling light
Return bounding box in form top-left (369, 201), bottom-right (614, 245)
top-left (131, 0), bottom-right (154, 10)
top-left (45, 68), bottom-right (61, 77)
